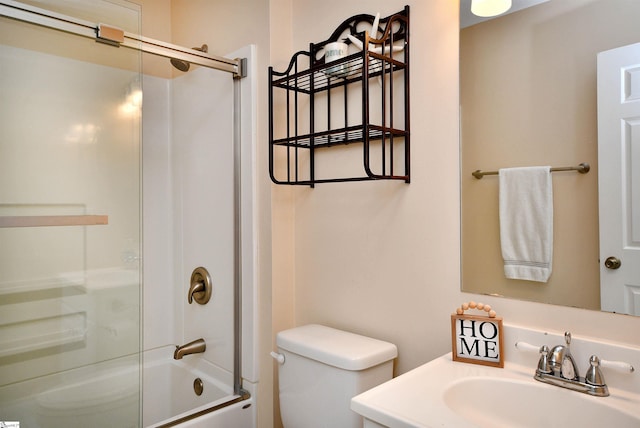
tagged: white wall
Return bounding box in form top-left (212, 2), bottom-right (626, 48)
top-left (142, 74), bottom-right (176, 350)
top-left (143, 67), bottom-right (238, 376)
top-left (172, 67), bottom-right (236, 371)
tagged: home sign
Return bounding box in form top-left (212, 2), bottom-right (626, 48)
top-left (451, 302), bottom-right (504, 368)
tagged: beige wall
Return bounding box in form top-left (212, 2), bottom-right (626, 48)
top-left (1, 1), bottom-right (142, 72)
top-left (275, 0), bottom-right (640, 426)
top-left (270, 2), bottom-right (462, 425)
top-left (268, 1), bottom-right (294, 427)
top-left (137, 0), bottom-right (173, 78)
top-left (286, 0), bottom-right (461, 377)
top-left (460, 0), bottom-right (640, 310)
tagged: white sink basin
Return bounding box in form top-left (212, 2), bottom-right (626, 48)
top-left (444, 376), bottom-right (639, 428)
top-left (352, 353), bottom-right (640, 428)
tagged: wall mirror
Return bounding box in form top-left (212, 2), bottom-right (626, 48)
top-left (460, 0), bottom-right (640, 316)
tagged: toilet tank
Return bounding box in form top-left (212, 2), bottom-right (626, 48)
top-left (275, 324), bottom-right (397, 428)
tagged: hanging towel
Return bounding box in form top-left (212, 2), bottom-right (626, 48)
top-left (499, 166), bottom-right (553, 282)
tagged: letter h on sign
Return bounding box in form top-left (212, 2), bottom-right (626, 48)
top-left (451, 313), bottom-right (504, 368)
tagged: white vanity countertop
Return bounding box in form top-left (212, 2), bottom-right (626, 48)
top-left (351, 340), bottom-right (640, 428)
top-left (351, 354), bottom-right (522, 428)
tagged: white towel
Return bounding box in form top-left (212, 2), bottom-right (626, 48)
top-left (499, 166), bottom-right (553, 282)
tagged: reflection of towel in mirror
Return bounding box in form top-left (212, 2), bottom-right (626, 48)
top-left (499, 166), bottom-right (553, 283)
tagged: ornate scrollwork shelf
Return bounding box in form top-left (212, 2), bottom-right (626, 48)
top-left (268, 6), bottom-right (410, 186)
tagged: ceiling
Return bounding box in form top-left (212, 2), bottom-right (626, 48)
top-left (460, 0), bottom-right (549, 28)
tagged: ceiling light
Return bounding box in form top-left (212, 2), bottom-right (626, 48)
top-left (471, 0), bottom-right (512, 17)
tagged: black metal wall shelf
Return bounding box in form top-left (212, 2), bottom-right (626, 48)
top-left (269, 6), bottom-right (410, 187)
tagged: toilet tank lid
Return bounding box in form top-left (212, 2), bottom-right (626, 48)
top-left (276, 324), bottom-right (398, 371)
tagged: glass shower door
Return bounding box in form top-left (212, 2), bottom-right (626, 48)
top-left (0, 2), bottom-right (142, 427)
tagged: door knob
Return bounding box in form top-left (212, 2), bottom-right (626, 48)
top-left (604, 256), bottom-right (621, 270)
top-left (188, 267), bottom-right (212, 304)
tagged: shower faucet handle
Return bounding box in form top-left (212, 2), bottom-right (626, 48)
top-left (188, 267), bottom-right (212, 304)
top-left (188, 280), bottom-right (205, 303)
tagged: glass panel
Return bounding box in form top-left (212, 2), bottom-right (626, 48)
top-left (141, 54), bottom-right (237, 425)
top-left (0, 2), bottom-right (142, 427)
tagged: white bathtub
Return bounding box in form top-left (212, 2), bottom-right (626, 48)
top-left (143, 347), bottom-right (254, 427)
top-left (174, 398), bottom-right (254, 428)
top-left (0, 350), bottom-right (253, 427)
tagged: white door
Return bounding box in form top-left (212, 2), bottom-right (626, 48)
top-left (597, 42), bottom-right (640, 315)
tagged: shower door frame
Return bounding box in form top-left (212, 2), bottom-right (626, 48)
top-left (0, 0), bottom-right (245, 77)
top-left (0, 0), bottom-right (251, 422)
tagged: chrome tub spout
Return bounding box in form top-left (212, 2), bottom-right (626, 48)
top-left (174, 338), bottom-right (206, 360)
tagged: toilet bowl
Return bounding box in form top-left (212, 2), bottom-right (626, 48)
top-left (273, 324), bottom-right (397, 428)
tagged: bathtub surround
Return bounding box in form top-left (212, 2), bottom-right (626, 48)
top-left (141, 42), bottom-right (258, 425)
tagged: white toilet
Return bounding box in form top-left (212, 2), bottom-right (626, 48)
top-left (273, 324), bottom-right (397, 428)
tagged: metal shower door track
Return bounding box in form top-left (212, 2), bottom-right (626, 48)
top-left (0, 0), bottom-right (244, 77)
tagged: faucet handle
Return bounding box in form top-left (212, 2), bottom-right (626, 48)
top-left (188, 267), bottom-right (212, 305)
top-left (537, 345), bottom-right (552, 374)
top-left (600, 359), bottom-right (635, 373)
top-left (585, 355), bottom-right (606, 386)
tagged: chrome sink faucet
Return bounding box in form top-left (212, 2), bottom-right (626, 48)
top-left (548, 331), bottom-right (580, 380)
top-left (174, 338), bottom-right (206, 360)
top-left (534, 332), bottom-right (609, 397)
